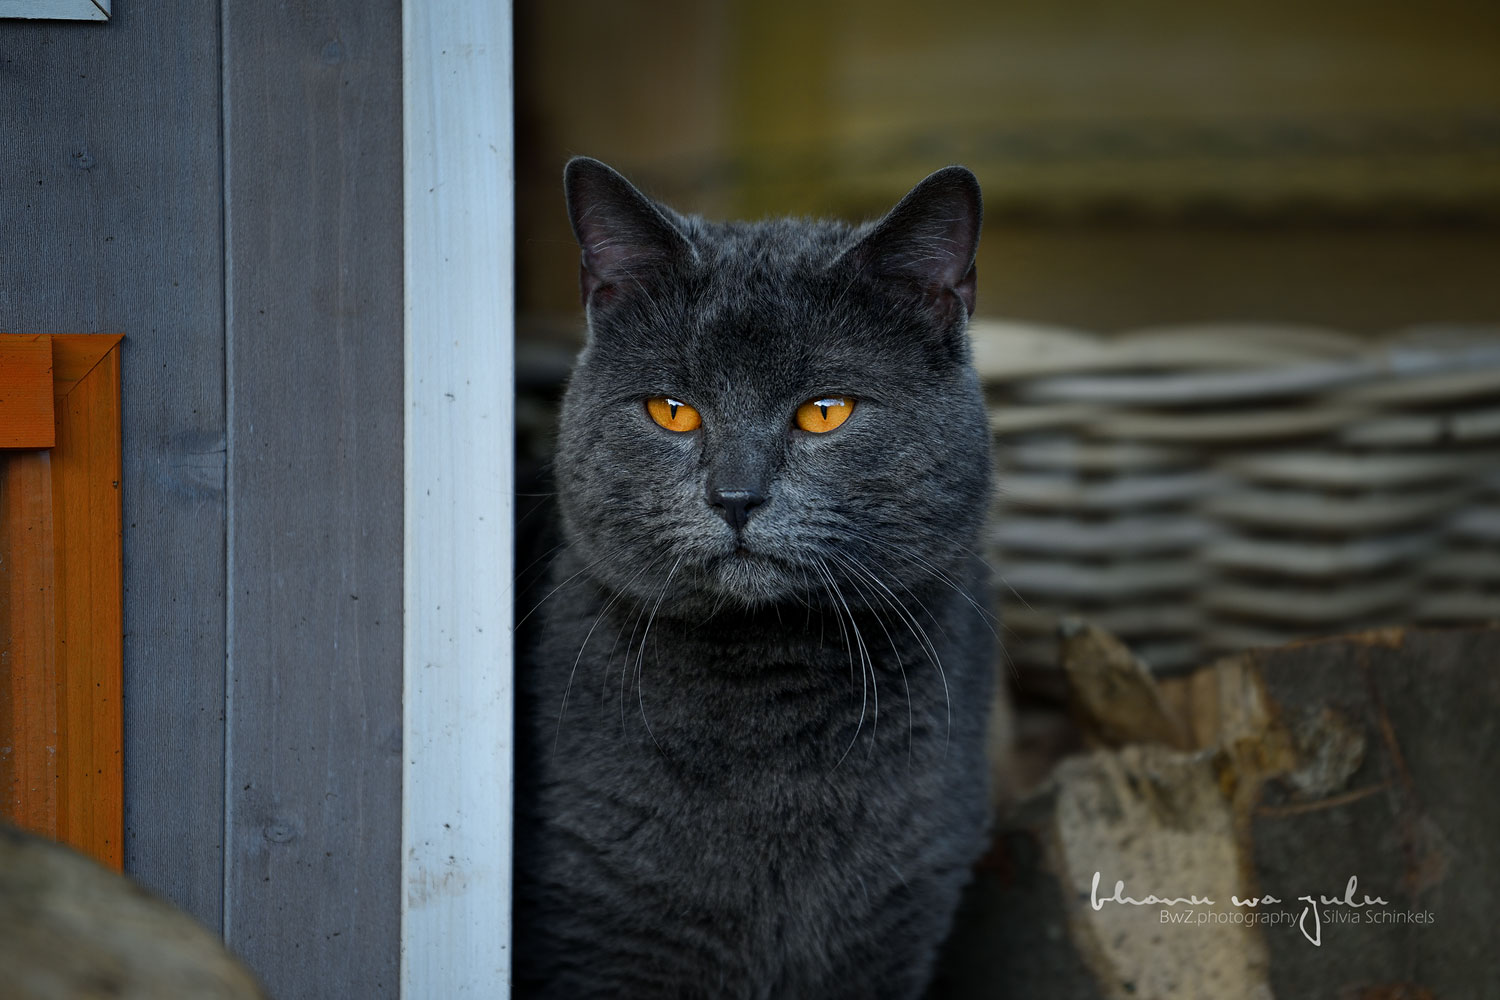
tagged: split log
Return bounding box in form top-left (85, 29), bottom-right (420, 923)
top-left (1058, 619), bottom-right (1191, 751)
top-left (932, 626), bottom-right (1500, 1000)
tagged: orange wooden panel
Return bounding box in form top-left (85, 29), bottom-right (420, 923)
top-left (50, 338), bottom-right (125, 870)
top-left (0, 337), bottom-right (55, 448)
top-left (51, 334), bottom-right (124, 397)
top-left (0, 334), bottom-right (124, 872)
top-left (0, 452), bottom-right (59, 837)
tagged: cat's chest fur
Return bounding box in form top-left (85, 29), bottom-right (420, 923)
top-left (516, 552), bottom-right (993, 999)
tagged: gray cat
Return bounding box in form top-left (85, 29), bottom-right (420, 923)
top-left (514, 158), bottom-right (996, 999)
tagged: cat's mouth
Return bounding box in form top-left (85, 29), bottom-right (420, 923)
top-left (725, 542), bottom-right (767, 565)
top-left (725, 536), bottom-right (782, 564)
top-left (705, 541), bottom-right (803, 605)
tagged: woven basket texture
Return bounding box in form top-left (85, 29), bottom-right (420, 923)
top-left (977, 321), bottom-right (1500, 682)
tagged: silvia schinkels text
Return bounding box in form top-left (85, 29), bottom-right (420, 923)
top-left (1090, 871), bottom-right (1436, 946)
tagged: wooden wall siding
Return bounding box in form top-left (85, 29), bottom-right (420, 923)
top-left (222, 3), bottom-right (404, 997)
top-left (0, 4), bottom-right (230, 928)
top-left (0, 338), bottom-right (55, 448)
top-left (1, 4), bottom-right (405, 993)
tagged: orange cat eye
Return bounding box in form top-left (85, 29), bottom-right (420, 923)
top-left (795, 396), bottom-right (854, 433)
top-left (646, 396), bottom-right (702, 432)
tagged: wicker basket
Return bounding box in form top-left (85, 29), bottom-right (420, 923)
top-left (975, 320), bottom-right (1500, 692)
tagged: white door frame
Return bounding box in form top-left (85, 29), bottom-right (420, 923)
top-left (402, 2), bottom-right (515, 994)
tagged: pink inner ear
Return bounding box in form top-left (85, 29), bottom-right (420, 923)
top-left (845, 167), bottom-right (983, 322)
top-left (565, 158), bottom-right (693, 308)
top-left (572, 209), bottom-right (669, 305)
top-left (955, 263), bottom-right (977, 317)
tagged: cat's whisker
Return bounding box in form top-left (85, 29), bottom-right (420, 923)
top-left (866, 556), bottom-right (956, 643)
top-left (834, 552), bottom-right (952, 754)
top-left (516, 538), bottom-right (574, 592)
top-left (918, 534), bottom-right (1033, 616)
top-left (995, 627), bottom-right (1023, 683)
top-left (878, 547), bottom-right (1025, 683)
top-left (994, 574), bottom-right (1035, 614)
top-left (804, 523), bottom-right (1000, 638)
top-left (829, 553), bottom-right (914, 764)
top-left (812, 558), bottom-right (864, 766)
top-left (515, 498), bottom-right (557, 534)
top-left (702, 573), bottom-right (739, 622)
top-left (818, 538), bottom-right (1004, 738)
top-left (809, 558), bottom-right (856, 694)
top-left (496, 538), bottom-right (576, 611)
top-left (882, 547), bottom-right (1004, 640)
top-left (893, 555), bottom-right (1030, 655)
top-left (633, 554), bottom-right (683, 756)
top-left (609, 585), bottom-right (655, 727)
top-left (799, 566), bottom-right (818, 636)
top-left (555, 553), bottom-right (667, 750)
top-left (516, 552), bottom-right (614, 632)
top-left (820, 558), bottom-right (878, 767)
top-left (897, 524), bottom-right (1038, 618)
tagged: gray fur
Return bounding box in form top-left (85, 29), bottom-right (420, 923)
top-left (514, 158), bottom-right (995, 999)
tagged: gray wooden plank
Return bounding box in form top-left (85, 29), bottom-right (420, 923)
top-left (222, 3), bottom-right (404, 996)
top-left (0, 6), bottom-right (228, 930)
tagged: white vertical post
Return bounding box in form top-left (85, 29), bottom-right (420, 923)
top-left (402, 2), bottom-right (514, 995)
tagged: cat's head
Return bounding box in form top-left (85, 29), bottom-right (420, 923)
top-left (554, 157), bottom-right (991, 613)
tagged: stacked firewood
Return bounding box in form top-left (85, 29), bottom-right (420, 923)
top-left (937, 624), bottom-right (1499, 1000)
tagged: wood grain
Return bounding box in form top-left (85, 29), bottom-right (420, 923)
top-left (223, 3), bottom-right (404, 995)
top-left (0, 452), bottom-right (58, 840)
top-left (0, 337), bottom-right (55, 448)
top-left (50, 336), bottom-right (124, 870)
top-left (0, 335), bottom-right (123, 872)
top-left (403, 4), bottom-right (516, 993)
top-left (0, 4), bottom-right (228, 927)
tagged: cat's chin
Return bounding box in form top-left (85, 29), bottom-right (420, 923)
top-left (702, 547), bottom-right (804, 609)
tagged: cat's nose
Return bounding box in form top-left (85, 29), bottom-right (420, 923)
top-left (707, 487), bottom-right (765, 531)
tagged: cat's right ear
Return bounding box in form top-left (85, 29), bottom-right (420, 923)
top-left (836, 166), bottom-right (983, 329)
top-left (564, 157), bottom-right (695, 310)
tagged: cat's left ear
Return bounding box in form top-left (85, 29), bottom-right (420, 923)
top-left (564, 156), bottom-right (696, 310)
top-left (838, 166), bottom-right (982, 325)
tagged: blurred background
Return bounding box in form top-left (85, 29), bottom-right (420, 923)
top-left (516, 0), bottom-right (1500, 329)
top-left (514, 0), bottom-right (1500, 770)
